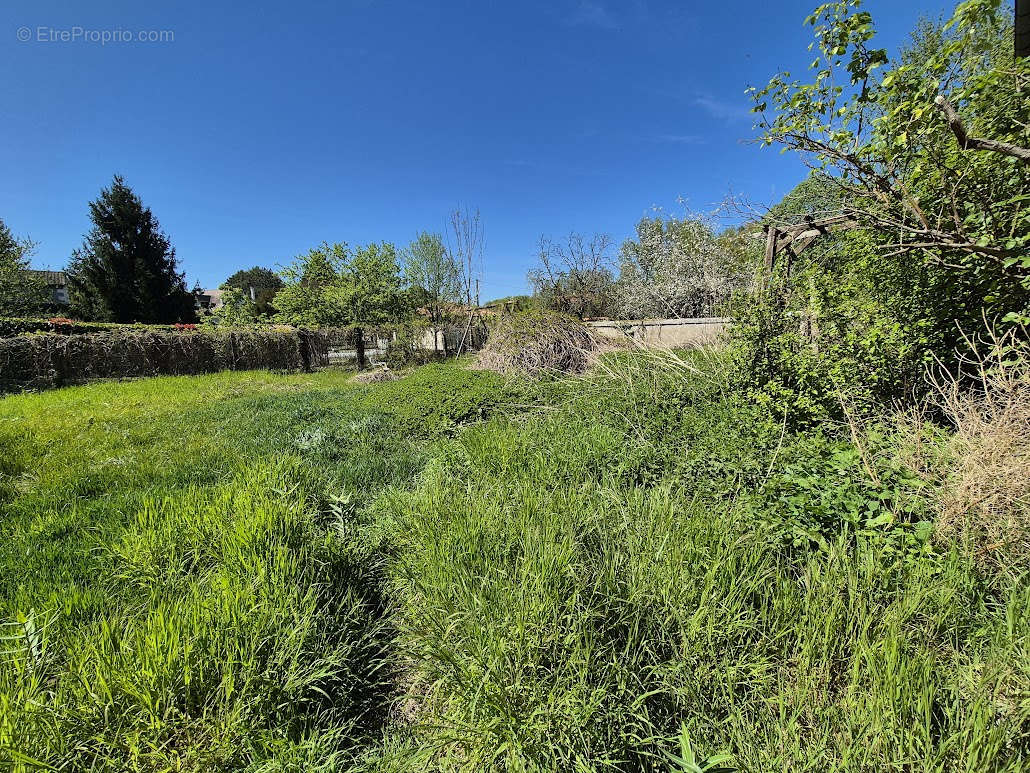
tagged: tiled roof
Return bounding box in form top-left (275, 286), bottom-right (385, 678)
top-left (23, 270), bottom-right (67, 286)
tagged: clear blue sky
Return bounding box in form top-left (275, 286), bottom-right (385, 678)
top-left (3, 0), bottom-right (946, 300)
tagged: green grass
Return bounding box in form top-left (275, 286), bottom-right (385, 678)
top-left (377, 356), bottom-right (1028, 771)
top-left (0, 364), bottom-right (519, 769)
top-left (1, 358), bottom-right (1027, 770)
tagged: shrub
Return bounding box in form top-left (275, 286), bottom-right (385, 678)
top-left (384, 321), bottom-right (439, 369)
top-left (477, 309), bottom-right (597, 376)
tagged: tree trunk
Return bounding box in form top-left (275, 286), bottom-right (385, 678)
top-left (355, 327), bottom-right (366, 371)
top-left (298, 331), bottom-right (312, 372)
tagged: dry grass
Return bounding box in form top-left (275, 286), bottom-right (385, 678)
top-left (353, 366), bottom-right (402, 384)
top-left (922, 328), bottom-right (1030, 575)
top-left (476, 310), bottom-right (599, 376)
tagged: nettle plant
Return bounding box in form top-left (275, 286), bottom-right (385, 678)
top-left (749, 0), bottom-right (1030, 322)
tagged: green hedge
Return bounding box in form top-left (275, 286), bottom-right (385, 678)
top-left (0, 317), bottom-right (199, 337)
top-left (0, 328), bottom-right (344, 393)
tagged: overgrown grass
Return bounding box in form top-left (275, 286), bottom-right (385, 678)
top-left (1, 355), bottom-right (1027, 770)
top-left (0, 364), bottom-right (519, 769)
top-left (375, 352), bottom-right (1029, 771)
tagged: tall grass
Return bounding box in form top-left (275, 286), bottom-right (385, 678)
top-left (376, 351), bottom-right (1029, 771)
top-left (0, 364), bottom-right (519, 769)
top-left (1, 354), bottom-right (1027, 770)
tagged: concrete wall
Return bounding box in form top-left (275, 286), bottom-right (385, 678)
top-left (585, 317), bottom-right (729, 347)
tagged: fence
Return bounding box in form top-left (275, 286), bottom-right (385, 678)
top-left (585, 317), bottom-right (729, 347)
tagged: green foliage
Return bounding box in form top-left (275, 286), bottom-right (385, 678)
top-left (402, 232), bottom-right (461, 352)
top-left (378, 351), bottom-right (1026, 770)
top-left (383, 320), bottom-right (438, 369)
top-left (739, 0), bottom-right (1029, 418)
top-left (747, 425), bottom-right (933, 556)
top-left (209, 285), bottom-right (262, 327)
top-left (618, 212), bottom-right (750, 319)
top-left (351, 361), bottom-right (523, 437)
top-left (750, 0), bottom-right (1029, 321)
top-left (0, 318), bottom-right (212, 337)
top-left (220, 265), bottom-right (283, 316)
top-left (66, 175), bottom-right (197, 323)
top-left (0, 220), bottom-right (50, 317)
top-left (482, 294), bottom-right (540, 313)
top-left (275, 241), bottom-right (409, 331)
top-left (0, 363), bottom-right (525, 768)
top-left (731, 227), bottom-right (936, 421)
top-left (1, 345), bottom-right (1024, 770)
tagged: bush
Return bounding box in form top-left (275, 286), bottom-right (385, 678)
top-left (477, 309), bottom-right (597, 376)
top-left (384, 321), bottom-right (439, 369)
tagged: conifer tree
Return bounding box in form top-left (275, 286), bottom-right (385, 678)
top-left (67, 176), bottom-right (196, 322)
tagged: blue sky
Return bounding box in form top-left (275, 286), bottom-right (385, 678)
top-left (3, 0), bottom-right (946, 300)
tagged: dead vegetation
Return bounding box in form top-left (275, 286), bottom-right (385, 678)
top-left (911, 329), bottom-right (1030, 576)
top-left (476, 309), bottom-right (599, 376)
top-left (353, 365), bottom-right (401, 384)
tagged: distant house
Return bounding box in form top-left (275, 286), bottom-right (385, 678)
top-left (195, 289), bottom-right (224, 313)
top-left (22, 270), bottom-right (70, 305)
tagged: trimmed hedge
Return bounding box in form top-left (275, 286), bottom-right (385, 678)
top-left (0, 318), bottom-right (190, 337)
top-left (0, 328), bottom-right (340, 393)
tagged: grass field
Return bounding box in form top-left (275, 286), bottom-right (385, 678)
top-left (1, 357), bottom-right (1027, 770)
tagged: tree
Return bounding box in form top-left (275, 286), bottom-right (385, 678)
top-left (0, 219), bottom-right (50, 316)
top-left (735, 0), bottom-right (1030, 417)
top-left (402, 231), bottom-right (461, 353)
top-left (617, 213), bottom-right (747, 319)
top-left (66, 176), bottom-right (196, 323)
top-left (447, 207), bottom-right (483, 309)
top-left (209, 286), bottom-right (260, 327)
top-left (274, 242), bottom-right (351, 327)
top-left (528, 232), bottom-right (617, 319)
top-left (275, 241), bottom-right (407, 368)
top-left (221, 266), bottom-right (283, 316)
top-left (446, 207), bottom-right (487, 353)
top-left (748, 0), bottom-right (1029, 321)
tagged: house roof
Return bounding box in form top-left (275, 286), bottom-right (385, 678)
top-left (23, 270), bottom-right (67, 286)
